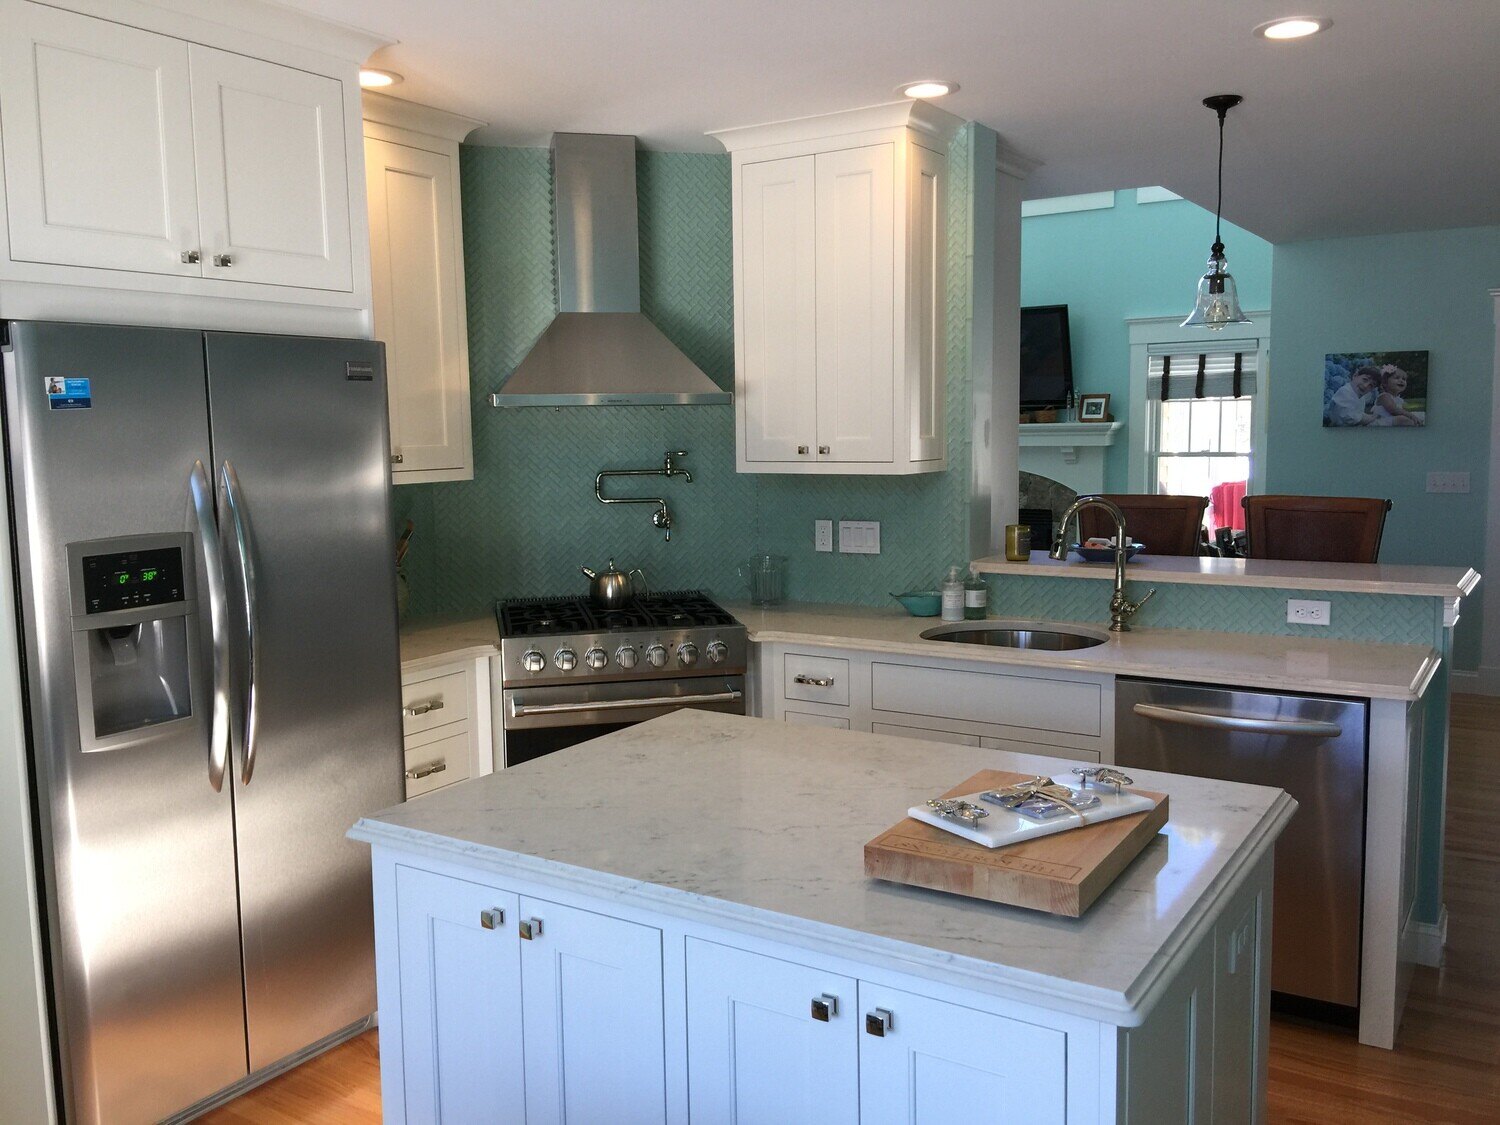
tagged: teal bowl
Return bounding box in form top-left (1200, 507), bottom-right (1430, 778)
top-left (891, 591), bottom-right (943, 617)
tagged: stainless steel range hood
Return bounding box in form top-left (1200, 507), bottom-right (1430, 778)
top-left (489, 133), bottom-right (732, 407)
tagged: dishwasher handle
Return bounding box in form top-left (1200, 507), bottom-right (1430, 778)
top-left (1132, 702), bottom-right (1343, 739)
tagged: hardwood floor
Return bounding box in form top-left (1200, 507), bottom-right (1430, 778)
top-left (205, 695), bottom-right (1500, 1123)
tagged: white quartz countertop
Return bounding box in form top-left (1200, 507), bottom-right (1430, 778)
top-left (729, 601), bottom-right (1440, 701)
top-left (351, 710), bottom-right (1295, 1025)
top-left (399, 612), bottom-right (499, 673)
top-left (971, 551), bottom-right (1479, 600)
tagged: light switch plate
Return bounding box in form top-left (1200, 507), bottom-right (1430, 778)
top-left (838, 520), bottom-right (880, 555)
top-left (1287, 599), bottom-right (1331, 626)
top-left (814, 520), bottom-right (833, 552)
top-left (1426, 471), bottom-right (1470, 494)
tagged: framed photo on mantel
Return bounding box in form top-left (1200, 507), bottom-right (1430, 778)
top-left (1078, 393), bottom-right (1111, 422)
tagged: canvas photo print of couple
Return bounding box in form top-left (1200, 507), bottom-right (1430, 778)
top-left (1324, 351), bottom-right (1428, 428)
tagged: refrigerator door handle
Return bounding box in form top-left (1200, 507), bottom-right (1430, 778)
top-left (1131, 702), bottom-right (1343, 739)
top-left (221, 461), bottom-right (261, 785)
top-left (190, 460), bottom-right (232, 792)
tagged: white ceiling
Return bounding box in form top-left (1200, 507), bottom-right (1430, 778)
top-left (287, 0), bottom-right (1500, 243)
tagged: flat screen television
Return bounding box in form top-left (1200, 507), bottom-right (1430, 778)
top-left (1020, 304), bottom-right (1074, 410)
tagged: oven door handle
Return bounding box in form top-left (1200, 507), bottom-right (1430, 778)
top-left (510, 689), bottom-right (743, 719)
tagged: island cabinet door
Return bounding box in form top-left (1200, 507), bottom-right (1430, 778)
top-left (394, 868), bottom-right (524, 1122)
top-left (856, 983), bottom-right (1067, 1124)
top-left (685, 938), bottom-right (859, 1124)
top-left (518, 897), bottom-right (667, 1124)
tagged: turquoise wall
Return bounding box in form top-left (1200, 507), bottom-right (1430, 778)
top-left (395, 132), bottom-right (978, 617)
top-left (1020, 190), bottom-right (1273, 487)
top-left (1267, 226), bottom-right (1500, 671)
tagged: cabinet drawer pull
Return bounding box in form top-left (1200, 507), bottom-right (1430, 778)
top-left (793, 674), bottom-right (835, 688)
top-left (404, 759), bottom-right (447, 780)
top-left (212, 253), bottom-right (233, 267)
top-left (403, 699), bottom-right (445, 717)
top-left (180, 249), bottom-right (201, 264)
top-left (480, 907), bottom-right (505, 930)
top-left (519, 917), bottom-right (543, 940)
top-left (810, 993), bottom-right (839, 1022)
top-left (797, 445), bottom-right (810, 455)
top-left (865, 1007), bottom-right (894, 1037)
top-left (818, 445), bottom-right (830, 455)
top-left (391, 452), bottom-right (405, 465)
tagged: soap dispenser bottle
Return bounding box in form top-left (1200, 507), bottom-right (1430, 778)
top-left (964, 568), bottom-right (989, 620)
top-left (941, 566), bottom-right (965, 622)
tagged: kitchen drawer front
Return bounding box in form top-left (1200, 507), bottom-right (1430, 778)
top-left (784, 653), bottom-right (850, 706)
top-left (784, 709), bottom-right (849, 730)
top-left (402, 669), bottom-right (469, 736)
top-left (979, 736), bottom-right (1100, 764)
top-left (404, 726), bottom-right (470, 797)
top-left (872, 721), bottom-right (980, 747)
top-left (871, 662), bottom-right (1101, 738)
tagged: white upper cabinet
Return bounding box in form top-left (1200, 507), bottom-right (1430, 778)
top-left (0, 0), bottom-right (379, 330)
top-left (0, 3), bottom-right (202, 276)
top-left (713, 102), bottom-right (959, 475)
top-left (363, 94), bottom-right (481, 484)
top-left (189, 45), bottom-right (352, 291)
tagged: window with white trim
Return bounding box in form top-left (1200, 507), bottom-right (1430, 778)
top-left (1146, 347), bottom-right (1258, 532)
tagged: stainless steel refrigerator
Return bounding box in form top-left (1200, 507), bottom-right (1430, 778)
top-left (1, 321), bottom-right (404, 1124)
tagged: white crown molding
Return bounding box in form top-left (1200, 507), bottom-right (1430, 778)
top-left (995, 137), bottom-right (1042, 179)
top-left (708, 100), bottom-right (963, 152)
top-left (363, 92), bottom-right (485, 143)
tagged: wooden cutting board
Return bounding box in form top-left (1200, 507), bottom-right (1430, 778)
top-left (864, 769), bottom-right (1169, 917)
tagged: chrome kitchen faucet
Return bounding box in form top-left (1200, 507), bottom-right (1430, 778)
top-left (1049, 495), bottom-right (1156, 631)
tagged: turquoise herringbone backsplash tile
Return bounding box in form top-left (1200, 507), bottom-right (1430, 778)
top-left (397, 132), bottom-right (981, 616)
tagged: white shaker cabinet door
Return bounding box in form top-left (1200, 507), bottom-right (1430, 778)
top-left (686, 938), bottom-right (859, 1125)
top-left (518, 897), bottom-right (667, 1124)
top-left (394, 868), bottom-right (524, 1124)
top-left (814, 143), bottom-right (895, 464)
top-left (857, 982), bottom-right (1066, 1125)
top-left (189, 45), bottom-right (354, 291)
top-left (365, 136), bottom-right (472, 479)
top-left (738, 155), bottom-right (818, 464)
top-left (0, 2), bottom-right (202, 276)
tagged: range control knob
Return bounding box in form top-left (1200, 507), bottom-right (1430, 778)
top-left (584, 647), bottom-right (608, 670)
top-left (521, 650), bottom-right (546, 674)
top-left (554, 648), bottom-right (578, 672)
top-left (615, 645), bottom-right (639, 670)
top-left (645, 643), bottom-right (668, 669)
top-left (706, 640), bottom-right (729, 665)
top-left (677, 642), bottom-right (699, 668)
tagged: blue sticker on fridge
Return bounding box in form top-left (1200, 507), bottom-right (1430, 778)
top-left (45, 376), bottom-right (92, 409)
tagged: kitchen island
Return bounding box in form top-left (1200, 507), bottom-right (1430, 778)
top-left (351, 709), bottom-right (1294, 1124)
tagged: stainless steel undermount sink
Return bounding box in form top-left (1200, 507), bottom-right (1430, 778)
top-left (919, 622), bottom-right (1110, 650)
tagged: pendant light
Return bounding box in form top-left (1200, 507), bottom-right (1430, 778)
top-left (1182, 94), bottom-right (1252, 330)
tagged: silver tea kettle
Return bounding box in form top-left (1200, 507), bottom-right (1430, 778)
top-left (580, 558), bottom-right (647, 608)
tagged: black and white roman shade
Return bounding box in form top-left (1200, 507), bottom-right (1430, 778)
top-left (1148, 345), bottom-right (1259, 401)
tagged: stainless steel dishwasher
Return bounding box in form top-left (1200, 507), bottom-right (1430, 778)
top-left (1115, 677), bottom-right (1368, 1010)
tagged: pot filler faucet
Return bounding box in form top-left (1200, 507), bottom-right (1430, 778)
top-left (595, 450), bottom-right (693, 541)
top-left (1049, 494), bottom-right (1156, 632)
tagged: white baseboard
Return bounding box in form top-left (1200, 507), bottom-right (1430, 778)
top-left (1408, 906), bottom-right (1448, 968)
top-left (1459, 666), bottom-right (1500, 696)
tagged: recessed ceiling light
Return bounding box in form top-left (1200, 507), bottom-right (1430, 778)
top-left (359, 68), bottom-right (403, 89)
top-left (1253, 16), bottom-right (1331, 40)
top-left (899, 80), bottom-right (958, 99)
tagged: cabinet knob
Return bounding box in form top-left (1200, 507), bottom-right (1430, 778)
top-left (818, 445), bottom-right (830, 455)
top-left (865, 1007), bottom-right (894, 1037)
top-left (797, 445), bottom-right (809, 455)
top-left (212, 253), bottom-right (233, 268)
top-left (810, 993), bottom-right (839, 1022)
top-left (479, 907), bottom-right (505, 930)
top-left (180, 249), bottom-right (201, 264)
top-left (391, 452), bottom-right (405, 465)
top-left (519, 917), bottom-right (543, 941)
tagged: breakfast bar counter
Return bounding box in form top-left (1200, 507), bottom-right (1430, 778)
top-left (352, 710), bottom-right (1293, 1123)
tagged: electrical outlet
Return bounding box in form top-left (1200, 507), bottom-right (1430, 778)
top-left (838, 520), bottom-right (880, 555)
top-left (1287, 599), bottom-right (1331, 626)
top-left (814, 519), bottom-right (833, 552)
top-left (1426, 471), bottom-right (1470, 494)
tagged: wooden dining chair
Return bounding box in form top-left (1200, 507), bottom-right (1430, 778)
top-left (1077, 494), bottom-right (1209, 556)
top-left (1241, 495), bottom-right (1393, 563)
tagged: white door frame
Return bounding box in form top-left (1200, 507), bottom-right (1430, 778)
top-left (1477, 289), bottom-right (1500, 695)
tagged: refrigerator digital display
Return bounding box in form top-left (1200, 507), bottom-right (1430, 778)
top-left (81, 547), bottom-right (185, 614)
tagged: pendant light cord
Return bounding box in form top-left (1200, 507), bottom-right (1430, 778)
top-left (1214, 105), bottom-right (1226, 250)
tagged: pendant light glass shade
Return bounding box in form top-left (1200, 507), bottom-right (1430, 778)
top-left (1183, 94), bottom-right (1250, 330)
top-left (1181, 242), bottom-right (1251, 329)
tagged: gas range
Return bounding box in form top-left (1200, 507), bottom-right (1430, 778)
top-left (495, 590), bottom-right (748, 688)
